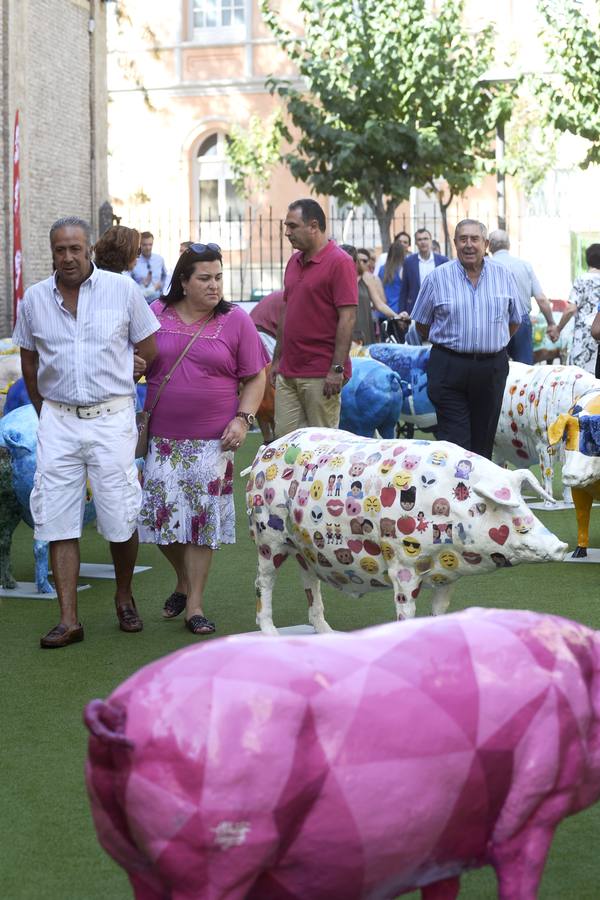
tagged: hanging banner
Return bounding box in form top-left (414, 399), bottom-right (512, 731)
top-left (13, 110), bottom-right (23, 322)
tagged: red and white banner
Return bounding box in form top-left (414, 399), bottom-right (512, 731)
top-left (13, 110), bottom-right (23, 322)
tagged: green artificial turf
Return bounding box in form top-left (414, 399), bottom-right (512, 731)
top-left (2, 432), bottom-right (600, 899)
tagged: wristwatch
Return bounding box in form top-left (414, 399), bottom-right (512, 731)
top-left (235, 411), bottom-right (256, 427)
top-left (331, 364), bottom-right (344, 374)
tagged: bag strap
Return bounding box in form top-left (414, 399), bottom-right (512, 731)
top-left (146, 312), bottom-right (214, 415)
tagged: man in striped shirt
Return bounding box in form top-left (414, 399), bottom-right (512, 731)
top-left (13, 216), bottom-right (159, 648)
top-left (411, 219), bottom-right (524, 459)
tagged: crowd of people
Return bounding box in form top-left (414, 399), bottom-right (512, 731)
top-left (11, 201), bottom-right (600, 648)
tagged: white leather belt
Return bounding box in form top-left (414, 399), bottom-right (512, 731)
top-left (45, 396), bottom-right (133, 419)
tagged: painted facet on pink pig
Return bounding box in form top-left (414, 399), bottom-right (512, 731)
top-left (84, 607), bottom-right (600, 900)
top-left (247, 428), bottom-right (566, 635)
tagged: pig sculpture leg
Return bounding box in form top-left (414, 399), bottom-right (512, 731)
top-left (571, 486), bottom-right (594, 557)
top-left (431, 582), bottom-right (453, 616)
top-left (0, 448), bottom-right (21, 588)
top-left (489, 823), bottom-right (555, 900)
top-left (255, 550), bottom-right (286, 635)
top-left (33, 539), bottom-right (53, 593)
top-left (388, 563), bottom-right (421, 620)
top-left (299, 566), bottom-right (333, 633)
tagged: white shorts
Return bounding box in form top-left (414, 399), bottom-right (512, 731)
top-left (30, 400), bottom-right (141, 543)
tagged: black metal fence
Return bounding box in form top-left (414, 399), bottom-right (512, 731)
top-left (114, 203), bottom-right (501, 302)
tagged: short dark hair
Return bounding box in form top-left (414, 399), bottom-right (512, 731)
top-left (162, 244), bottom-right (232, 315)
top-left (94, 226), bottom-right (140, 273)
top-left (357, 247), bottom-right (371, 261)
top-left (140, 231), bottom-right (154, 240)
top-left (340, 244), bottom-right (358, 262)
top-left (415, 228), bottom-right (431, 239)
top-left (585, 243), bottom-right (600, 269)
top-left (288, 199), bottom-right (326, 232)
top-left (394, 231), bottom-right (411, 245)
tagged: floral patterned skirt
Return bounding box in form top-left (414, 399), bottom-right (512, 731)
top-left (138, 437), bottom-right (235, 548)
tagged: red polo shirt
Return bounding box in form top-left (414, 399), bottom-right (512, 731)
top-left (249, 290), bottom-right (285, 338)
top-left (279, 240), bottom-right (358, 378)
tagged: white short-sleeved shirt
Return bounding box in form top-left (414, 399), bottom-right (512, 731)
top-left (12, 265), bottom-right (159, 405)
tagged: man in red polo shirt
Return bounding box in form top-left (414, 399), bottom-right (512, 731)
top-left (271, 199), bottom-right (358, 437)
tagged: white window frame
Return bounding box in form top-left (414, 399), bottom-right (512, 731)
top-left (191, 0), bottom-right (247, 45)
top-left (193, 131), bottom-right (245, 250)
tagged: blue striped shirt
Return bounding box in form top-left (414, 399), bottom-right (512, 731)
top-left (411, 258), bottom-right (525, 353)
top-left (12, 265), bottom-right (159, 405)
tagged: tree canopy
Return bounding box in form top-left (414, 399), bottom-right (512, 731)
top-left (260, 0), bottom-right (513, 249)
top-left (535, 0), bottom-right (600, 167)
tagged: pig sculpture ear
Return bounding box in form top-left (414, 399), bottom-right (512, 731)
top-left (547, 414), bottom-right (573, 447)
top-left (472, 479), bottom-right (520, 508)
top-left (513, 469), bottom-right (556, 505)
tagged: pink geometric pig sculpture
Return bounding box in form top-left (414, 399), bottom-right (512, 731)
top-left (247, 427), bottom-right (567, 634)
top-left (84, 607), bottom-right (600, 900)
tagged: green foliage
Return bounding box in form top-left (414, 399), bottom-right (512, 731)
top-left (225, 113), bottom-right (286, 199)
top-left (536, 0), bottom-right (600, 167)
top-left (260, 0), bottom-right (514, 246)
top-left (502, 87), bottom-right (559, 198)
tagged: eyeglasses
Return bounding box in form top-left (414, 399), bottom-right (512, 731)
top-left (188, 242), bottom-right (221, 254)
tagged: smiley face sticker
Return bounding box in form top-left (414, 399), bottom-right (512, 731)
top-left (402, 537), bottom-right (421, 556)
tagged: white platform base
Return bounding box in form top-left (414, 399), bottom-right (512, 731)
top-left (528, 500), bottom-right (573, 510)
top-left (49, 563), bottom-right (151, 579)
top-left (278, 624), bottom-right (317, 635)
top-left (0, 582), bottom-right (91, 600)
top-left (564, 548), bottom-right (600, 564)
top-left (528, 499), bottom-right (600, 511)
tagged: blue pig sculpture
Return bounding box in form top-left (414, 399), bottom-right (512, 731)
top-left (0, 404), bottom-right (96, 593)
top-left (5, 378), bottom-right (148, 414)
top-left (339, 357), bottom-right (403, 438)
top-left (369, 343), bottom-right (437, 430)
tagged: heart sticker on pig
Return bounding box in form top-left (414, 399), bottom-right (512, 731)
top-left (489, 525), bottom-right (509, 545)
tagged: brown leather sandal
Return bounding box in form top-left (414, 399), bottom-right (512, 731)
top-left (116, 597), bottom-right (143, 632)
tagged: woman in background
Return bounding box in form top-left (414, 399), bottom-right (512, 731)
top-left (378, 239), bottom-right (406, 315)
top-left (138, 243), bottom-right (268, 635)
top-left (557, 243), bottom-right (600, 374)
top-left (94, 225), bottom-right (140, 274)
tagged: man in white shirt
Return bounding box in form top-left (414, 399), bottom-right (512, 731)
top-left (489, 229), bottom-right (559, 363)
top-left (130, 231), bottom-right (167, 303)
top-left (399, 228), bottom-right (449, 313)
top-left (13, 216), bottom-right (159, 648)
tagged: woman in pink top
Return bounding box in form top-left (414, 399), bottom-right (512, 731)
top-left (138, 244), bottom-right (269, 634)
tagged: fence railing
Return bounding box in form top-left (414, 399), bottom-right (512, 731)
top-left (113, 203), bottom-right (502, 302)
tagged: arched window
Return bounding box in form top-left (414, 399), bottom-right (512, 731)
top-left (195, 132), bottom-right (245, 223)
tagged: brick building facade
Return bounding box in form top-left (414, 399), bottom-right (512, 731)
top-left (0, 0), bottom-right (108, 335)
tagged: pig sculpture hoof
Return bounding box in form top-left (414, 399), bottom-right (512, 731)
top-left (572, 546), bottom-right (588, 559)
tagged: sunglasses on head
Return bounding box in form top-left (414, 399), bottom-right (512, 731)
top-left (188, 242), bottom-right (221, 254)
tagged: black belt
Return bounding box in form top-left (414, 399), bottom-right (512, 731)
top-left (432, 344), bottom-right (505, 361)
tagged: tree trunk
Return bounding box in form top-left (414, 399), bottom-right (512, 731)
top-left (438, 192), bottom-right (454, 259)
top-left (369, 193), bottom-right (396, 251)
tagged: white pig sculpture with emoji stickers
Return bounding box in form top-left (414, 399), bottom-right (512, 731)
top-left (247, 428), bottom-right (567, 634)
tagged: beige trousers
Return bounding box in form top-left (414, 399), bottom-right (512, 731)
top-left (274, 375), bottom-right (341, 438)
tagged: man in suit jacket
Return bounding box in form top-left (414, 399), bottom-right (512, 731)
top-left (399, 229), bottom-right (448, 313)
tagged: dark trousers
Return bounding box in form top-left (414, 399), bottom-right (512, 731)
top-left (426, 346), bottom-right (509, 459)
top-left (507, 314), bottom-right (534, 364)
